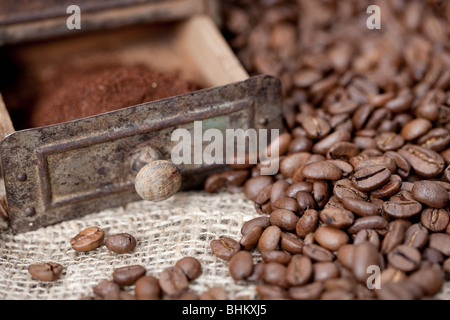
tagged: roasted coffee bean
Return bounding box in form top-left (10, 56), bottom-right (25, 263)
top-left (289, 282), bottom-right (324, 300)
top-left (326, 160), bottom-right (353, 177)
top-left (371, 174), bottom-right (402, 198)
top-left (422, 248), bottom-right (444, 264)
top-left (272, 197), bottom-right (300, 212)
top-left (175, 257), bottom-right (202, 281)
top-left (409, 266), bottom-right (444, 296)
top-left (381, 220), bottom-right (410, 254)
top-left (134, 276), bottom-right (161, 300)
top-left (412, 180), bottom-right (449, 208)
top-left (94, 280), bottom-right (121, 300)
top-left (400, 118), bottom-right (432, 141)
top-left (387, 245), bottom-right (421, 272)
top-left (443, 258), bottom-right (450, 276)
top-left (288, 136), bottom-right (313, 154)
top-left (319, 206), bottom-right (354, 229)
top-left (204, 173), bottom-right (228, 193)
top-left (254, 184), bottom-right (272, 214)
top-left (353, 242), bottom-right (380, 283)
top-left (241, 217), bottom-right (270, 235)
top-left (199, 287), bottom-right (228, 300)
top-left (314, 226), bottom-right (349, 251)
top-left (421, 208), bottom-right (450, 232)
top-left (28, 262), bottom-right (63, 282)
top-left (301, 160), bottom-right (342, 180)
top-left (313, 181), bottom-right (329, 208)
top-left (301, 115), bottom-right (331, 139)
top-left (247, 261), bottom-right (265, 282)
top-left (286, 182), bottom-right (313, 197)
top-left (105, 233), bottom-right (137, 254)
top-left (280, 232), bottom-right (303, 254)
top-left (260, 250), bottom-right (292, 265)
top-left (382, 199), bottom-right (422, 218)
top-left (428, 233), bottom-right (450, 256)
top-left (70, 226), bottom-right (104, 252)
top-left (314, 262), bottom-right (340, 282)
top-left (337, 244), bottom-right (355, 270)
top-left (398, 144), bottom-right (445, 178)
top-left (353, 229), bottom-right (380, 249)
top-left (269, 209), bottom-right (299, 231)
top-left (210, 237), bottom-right (240, 261)
top-left (333, 179), bottom-right (368, 201)
top-left (403, 224), bottom-right (429, 249)
top-left (417, 128), bottom-right (450, 151)
top-left (384, 151), bottom-right (411, 179)
top-left (229, 251), bottom-right (254, 281)
top-left (286, 254), bottom-right (313, 286)
top-left (341, 197), bottom-right (381, 217)
top-left (352, 165), bottom-right (391, 191)
top-left (312, 130), bottom-right (352, 155)
top-left (296, 209), bottom-right (319, 237)
top-left (347, 216), bottom-right (388, 234)
top-left (265, 132), bottom-right (291, 158)
top-left (376, 132), bottom-right (405, 152)
top-left (380, 268), bottom-right (407, 287)
top-left (158, 266), bottom-right (189, 297)
top-left (355, 156), bottom-right (397, 173)
top-left (112, 265), bottom-right (146, 286)
top-left (296, 191), bottom-right (316, 211)
top-left (256, 284), bottom-right (289, 300)
top-left (240, 225), bottom-right (263, 250)
top-left (280, 152), bottom-right (311, 178)
top-left (243, 176), bottom-right (273, 201)
top-left (263, 262), bottom-right (288, 288)
top-left (258, 225), bottom-right (281, 252)
top-left (327, 142), bottom-right (359, 160)
top-left (303, 244), bottom-right (334, 262)
top-left (270, 180), bottom-right (289, 206)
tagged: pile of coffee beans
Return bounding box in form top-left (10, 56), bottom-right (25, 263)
top-left (204, 0), bottom-right (450, 299)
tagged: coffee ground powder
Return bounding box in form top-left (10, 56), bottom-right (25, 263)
top-left (27, 63), bottom-right (200, 128)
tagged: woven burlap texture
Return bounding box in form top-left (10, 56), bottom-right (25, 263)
top-left (0, 188), bottom-right (449, 300)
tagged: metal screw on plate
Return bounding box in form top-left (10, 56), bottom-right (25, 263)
top-left (17, 173), bottom-right (27, 181)
top-left (130, 144), bottom-right (182, 202)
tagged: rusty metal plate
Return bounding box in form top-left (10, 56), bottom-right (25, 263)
top-left (1, 75), bottom-right (282, 233)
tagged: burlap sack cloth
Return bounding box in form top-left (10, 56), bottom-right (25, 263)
top-left (0, 181), bottom-right (449, 299)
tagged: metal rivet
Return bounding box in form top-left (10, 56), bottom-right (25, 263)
top-left (25, 207), bottom-right (36, 217)
top-left (17, 173), bottom-right (27, 182)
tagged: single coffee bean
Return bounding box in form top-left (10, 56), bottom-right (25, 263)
top-left (375, 132), bottom-right (405, 152)
top-left (258, 225), bottom-right (281, 252)
top-left (398, 144), bottom-right (445, 178)
top-left (333, 179), bottom-right (368, 201)
top-left (326, 160), bottom-right (354, 177)
top-left (323, 277), bottom-right (356, 293)
top-left (347, 216), bottom-right (388, 234)
top-left (296, 191), bottom-right (316, 211)
top-left (418, 128), bottom-right (450, 151)
top-left (263, 262), bottom-right (288, 288)
top-left (240, 225), bottom-right (263, 250)
top-left (314, 262), bottom-right (340, 282)
top-left (409, 266), bottom-right (444, 296)
top-left (135, 276), bottom-right (161, 300)
top-left (280, 232), bottom-right (304, 254)
top-left (400, 118), bottom-right (432, 141)
top-left (326, 142), bottom-right (359, 160)
top-left (380, 268), bottom-right (407, 287)
top-left (105, 233), bottom-right (137, 254)
top-left (337, 244), bottom-right (355, 270)
top-left (352, 165), bottom-right (391, 191)
top-left (428, 233), bottom-right (450, 256)
top-left (387, 245), bottom-right (421, 272)
top-left (384, 151), bottom-right (410, 178)
top-left (254, 184), bottom-right (272, 214)
top-left (243, 176), bottom-right (273, 201)
top-left (382, 199), bottom-right (422, 218)
top-left (229, 251), bottom-right (254, 281)
top-left (158, 266), bottom-right (189, 297)
top-left (70, 226), bottom-right (104, 252)
top-left (289, 282), bottom-right (324, 300)
top-left (256, 284), bottom-right (289, 300)
top-left (313, 180), bottom-right (329, 208)
top-left (381, 220), bottom-right (410, 254)
top-left (265, 132), bottom-right (291, 158)
top-left (94, 280), bottom-right (121, 299)
top-left (421, 208), bottom-right (450, 232)
top-left (353, 229), bottom-right (380, 249)
top-left (175, 257), bottom-right (202, 281)
top-left (210, 237), bottom-right (240, 261)
top-left (286, 182), bottom-right (313, 197)
top-left (296, 209), bottom-right (319, 237)
top-left (112, 265), bottom-right (146, 286)
top-left (28, 262), bottom-right (63, 281)
top-left (422, 247), bottom-right (444, 264)
top-left (314, 226), bottom-right (349, 251)
top-left (403, 224), bottom-right (428, 249)
top-left (412, 180), bottom-right (449, 208)
top-left (301, 161), bottom-right (343, 180)
top-left (341, 197), bottom-right (381, 217)
top-left (269, 209), bottom-right (299, 231)
top-left (260, 250), bottom-right (292, 265)
top-left (286, 254), bottom-right (313, 286)
top-left (303, 244), bottom-right (334, 262)
top-left (301, 115), bottom-right (331, 139)
top-left (199, 287), bottom-right (228, 300)
top-left (241, 217), bottom-right (270, 235)
top-left (312, 130), bottom-right (352, 155)
top-left (270, 180), bottom-right (289, 206)
top-left (319, 206), bottom-right (354, 229)
top-left (272, 197), bottom-right (300, 212)
top-left (247, 261), bottom-right (265, 282)
top-left (280, 152), bottom-right (311, 178)
top-left (204, 173), bottom-right (228, 193)
top-left (352, 241), bottom-right (380, 283)
top-left (355, 156), bottom-right (397, 173)
top-left (288, 136), bottom-right (313, 154)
